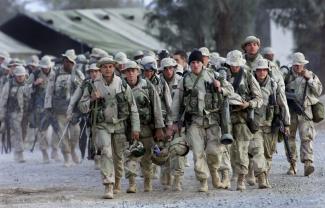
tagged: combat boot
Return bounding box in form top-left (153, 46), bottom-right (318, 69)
top-left (126, 176), bottom-right (137, 193)
top-left (114, 177), bottom-right (121, 194)
top-left (172, 175), bottom-right (182, 191)
top-left (71, 150), bottom-right (80, 164)
top-left (237, 174), bottom-right (246, 191)
top-left (304, 160), bottom-right (315, 176)
top-left (14, 152), bottom-right (26, 163)
top-left (221, 170), bottom-right (231, 189)
top-left (63, 153), bottom-right (72, 167)
top-left (198, 179), bottom-right (208, 192)
top-left (164, 174), bottom-right (173, 190)
top-left (41, 150), bottom-right (50, 164)
top-left (103, 184), bottom-right (114, 199)
top-left (144, 177), bottom-right (152, 192)
top-left (257, 172), bottom-right (268, 189)
top-left (211, 171), bottom-right (223, 189)
top-left (246, 167), bottom-right (256, 186)
top-left (51, 149), bottom-right (60, 162)
top-left (286, 163), bottom-right (297, 175)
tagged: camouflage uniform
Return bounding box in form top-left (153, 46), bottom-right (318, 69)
top-left (0, 66), bottom-right (32, 162)
top-left (79, 69), bottom-right (140, 198)
top-left (44, 51), bottom-right (84, 166)
top-left (169, 51), bottom-right (234, 192)
top-left (284, 53), bottom-right (322, 176)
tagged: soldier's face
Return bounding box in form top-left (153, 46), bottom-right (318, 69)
top-left (163, 66), bottom-right (174, 80)
top-left (63, 58), bottom-right (74, 73)
top-left (89, 70), bottom-right (100, 80)
top-left (292, 64), bottom-right (304, 75)
top-left (100, 63), bottom-right (115, 78)
top-left (190, 61), bottom-right (203, 75)
top-left (41, 67), bottom-right (50, 74)
top-left (15, 75), bottom-right (25, 83)
top-left (255, 68), bottom-right (268, 81)
top-left (143, 69), bottom-right (155, 79)
top-left (230, 66), bottom-right (241, 74)
top-left (124, 68), bottom-right (139, 86)
top-left (263, 54), bottom-right (274, 61)
top-left (245, 42), bottom-right (259, 55)
top-left (173, 54), bottom-right (186, 67)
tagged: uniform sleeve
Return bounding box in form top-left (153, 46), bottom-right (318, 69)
top-left (220, 79), bottom-right (234, 96)
top-left (163, 80), bottom-right (173, 114)
top-left (67, 86), bottom-right (83, 115)
top-left (167, 78), bottom-right (184, 124)
top-left (149, 82), bottom-right (165, 129)
top-left (307, 72), bottom-right (322, 97)
top-left (44, 73), bottom-right (55, 109)
top-left (248, 73), bottom-right (263, 108)
top-left (0, 82), bottom-right (9, 120)
top-left (125, 85), bottom-right (140, 132)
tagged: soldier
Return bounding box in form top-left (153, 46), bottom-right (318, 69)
top-left (159, 57), bottom-right (185, 191)
top-left (28, 56), bottom-right (60, 163)
top-left (122, 60), bottom-right (165, 193)
top-left (225, 50), bottom-right (263, 191)
top-left (167, 50), bottom-right (234, 192)
top-left (44, 49), bottom-right (84, 167)
top-left (210, 52), bottom-right (226, 70)
top-left (89, 48), bottom-right (110, 64)
top-left (261, 47), bottom-right (280, 67)
top-left (0, 65), bottom-right (32, 162)
top-left (157, 49), bottom-right (170, 67)
top-left (25, 55), bottom-right (39, 75)
top-left (133, 50), bottom-right (144, 64)
top-left (114, 52), bottom-right (128, 77)
top-left (253, 58), bottom-right (290, 188)
top-left (173, 50), bottom-right (190, 76)
top-left (78, 57), bottom-right (140, 199)
top-left (141, 55), bottom-right (172, 182)
top-left (199, 47), bottom-right (211, 68)
top-left (284, 52), bottom-right (322, 176)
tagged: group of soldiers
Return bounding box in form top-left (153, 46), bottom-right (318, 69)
top-left (0, 35), bottom-right (323, 199)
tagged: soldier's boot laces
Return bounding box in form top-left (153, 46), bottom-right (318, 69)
top-left (164, 174), bottom-right (173, 190)
top-left (246, 167), bottom-right (256, 186)
top-left (221, 170), bottom-right (231, 189)
top-left (71, 150), bottom-right (80, 164)
top-left (51, 149), bottom-right (60, 162)
top-left (286, 162), bottom-right (297, 176)
top-left (41, 150), bottom-right (50, 164)
top-left (144, 177), bottom-right (152, 192)
top-left (237, 174), bottom-right (246, 191)
top-left (63, 153), bottom-right (72, 167)
top-left (211, 171), bottom-right (223, 189)
top-left (172, 175), bottom-right (182, 191)
top-left (103, 184), bottom-right (114, 199)
top-left (304, 160), bottom-right (315, 176)
top-left (114, 178), bottom-right (121, 194)
top-left (198, 179), bottom-right (208, 192)
top-left (126, 176), bottom-right (137, 193)
top-left (14, 152), bottom-right (26, 163)
top-left (257, 172), bottom-right (268, 189)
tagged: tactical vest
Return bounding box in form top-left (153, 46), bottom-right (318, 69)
top-left (150, 75), bottom-right (168, 119)
top-left (132, 78), bottom-right (153, 125)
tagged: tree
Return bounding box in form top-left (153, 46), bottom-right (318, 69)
top-left (264, 0), bottom-right (325, 81)
top-left (145, 0), bottom-right (260, 55)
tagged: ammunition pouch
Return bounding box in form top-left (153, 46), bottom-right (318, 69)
top-left (311, 101), bottom-right (324, 123)
top-left (246, 108), bottom-right (259, 134)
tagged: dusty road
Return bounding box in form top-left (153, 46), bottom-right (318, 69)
top-left (1, 129), bottom-right (325, 208)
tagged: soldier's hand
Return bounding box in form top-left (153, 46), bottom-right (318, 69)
top-left (284, 126), bottom-right (290, 135)
top-left (131, 131), bottom-right (140, 140)
top-left (166, 125), bottom-right (175, 138)
top-left (34, 78), bottom-right (44, 85)
top-left (240, 101), bottom-right (250, 109)
top-left (91, 90), bottom-right (101, 101)
top-left (213, 80), bottom-right (222, 92)
top-left (154, 128), bottom-right (165, 141)
top-left (303, 70), bottom-right (312, 80)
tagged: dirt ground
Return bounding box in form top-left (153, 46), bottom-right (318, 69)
top-left (1, 128), bottom-right (325, 208)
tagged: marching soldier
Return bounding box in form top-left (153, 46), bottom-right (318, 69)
top-left (284, 52), bottom-right (322, 176)
top-left (78, 57), bottom-right (140, 199)
top-left (167, 50), bottom-right (234, 192)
